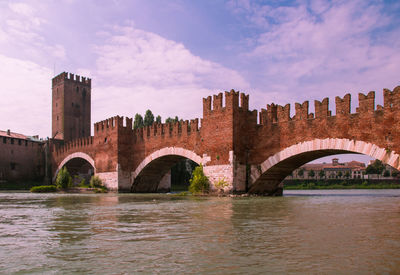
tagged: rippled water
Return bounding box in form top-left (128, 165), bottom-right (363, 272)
top-left (1, 190), bottom-right (400, 274)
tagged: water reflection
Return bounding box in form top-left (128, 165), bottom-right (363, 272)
top-left (0, 191), bottom-right (400, 274)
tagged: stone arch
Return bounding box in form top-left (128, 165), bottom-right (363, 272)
top-left (53, 152), bottom-right (96, 182)
top-left (131, 147), bottom-right (205, 192)
top-left (250, 138), bottom-right (400, 195)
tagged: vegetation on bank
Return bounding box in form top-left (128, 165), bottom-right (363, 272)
top-left (30, 185), bottom-right (57, 193)
top-left (28, 168), bottom-right (108, 193)
top-left (188, 165), bottom-right (210, 195)
top-left (284, 179), bottom-right (400, 190)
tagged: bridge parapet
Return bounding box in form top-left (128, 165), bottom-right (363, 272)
top-left (258, 86), bottom-right (400, 126)
top-left (54, 136), bottom-right (94, 156)
top-left (202, 89), bottom-right (251, 115)
top-left (134, 118), bottom-right (200, 143)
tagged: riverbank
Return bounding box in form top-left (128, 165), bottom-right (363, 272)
top-left (284, 179), bottom-right (400, 190)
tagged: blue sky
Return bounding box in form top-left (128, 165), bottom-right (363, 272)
top-left (1, 0), bottom-right (400, 163)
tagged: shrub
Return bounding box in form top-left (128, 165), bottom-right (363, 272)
top-left (214, 178), bottom-right (229, 192)
top-left (30, 185), bottom-right (57, 193)
top-left (55, 167), bottom-right (72, 189)
top-left (90, 175), bottom-right (103, 188)
top-left (189, 165), bottom-right (209, 194)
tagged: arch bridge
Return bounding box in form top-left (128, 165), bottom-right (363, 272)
top-left (52, 86), bottom-right (400, 195)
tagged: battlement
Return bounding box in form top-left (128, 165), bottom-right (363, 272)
top-left (52, 72), bottom-right (91, 86)
top-left (356, 91), bottom-right (375, 113)
top-left (258, 86), bottom-right (400, 126)
top-left (202, 89), bottom-right (250, 115)
top-left (383, 86), bottom-right (400, 109)
top-left (94, 116), bottom-right (125, 133)
top-left (55, 136), bottom-right (93, 156)
top-left (135, 118), bottom-right (200, 142)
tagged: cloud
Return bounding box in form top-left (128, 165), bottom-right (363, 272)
top-left (85, 24), bottom-right (250, 123)
top-left (228, 0), bottom-right (400, 110)
top-left (0, 1), bottom-right (66, 63)
top-left (0, 54), bottom-right (52, 138)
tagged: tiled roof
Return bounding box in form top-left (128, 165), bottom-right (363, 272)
top-left (0, 130), bottom-right (41, 142)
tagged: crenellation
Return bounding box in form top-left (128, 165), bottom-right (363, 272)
top-left (335, 94), bottom-right (351, 115)
top-left (259, 108), bottom-right (267, 125)
top-left (126, 117), bottom-right (133, 129)
top-left (190, 119), bottom-right (199, 132)
top-left (240, 93), bottom-right (249, 110)
top-left (213, 93), bottom-right (223, 110)
top-left (294, 101), bottom-right (309, 120)
top-left (356, 91), bottom-right (375, 113)
top-left (203, 96), bottom-right (212, 114)
top-left (315, 98), bottom-right (331, 118)
top-left (182, 120), bottom-right (190, 134)
top-left (225, 89), bottom-right (239, 110)
top-left (267, 103), bottom-right (277, 124)
top-left (277, 104), bottom-right (291, 122)
top-left (384, 86), bottom-right (400, 109)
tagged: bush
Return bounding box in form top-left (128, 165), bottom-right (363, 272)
top-left (30, 185), bottom-right (57, 193)
top-left (90, 175), bottom-right (103, 188)
top-left (214, 178), bottom-right (229, 192)
top-left (189, 165), bottom-right (209, 194)
top-left (55, 167), bottom-right (72, 189)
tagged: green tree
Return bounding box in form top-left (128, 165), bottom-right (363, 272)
top-left (337, 171), bottom-right (343, 178)
top-left (383, 170), bottom-right (390, 177)
top-left (298, 168), bottom-right (304, 178)
top-left (344, 171), bottom-right (351, 179)
top-left (144, 109), bottom-right (155, 126)
top-left (90, 175), bottom-right (103, 188)
top-left (308, 170), bottom-right (315, 179)
top-left (165, 116), bottom-right (179, 124)
top-left (189, 164), bottom-right (209, 194)
top-left (392, 170), bottom-right (399, 177)
top-left (55, 166), bottom-right (72, 189)
top-left (366, 160), bottom-right (385, 179)
top-left (156, 115), bottom-right (162, 124)
top-left (134, 113), bottom-right (144, 129)
top-left (318, 170), bottom-right (325, 180)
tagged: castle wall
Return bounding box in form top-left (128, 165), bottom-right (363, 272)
top-left (0, 135), bottom-right (44, 182)
top-left (52, 72), bottom-right (91, 142)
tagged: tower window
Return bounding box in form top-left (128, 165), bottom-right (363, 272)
top-left (57, 116), bottom-right (59, 121)
top-left (10, 163), bottom-right (16, 170)
top-left (76, 87), bottom-right (79, 93)
top-left (72, 103), bottom-right (74, 107)
top-left (56, 103), bottom-right (58, 107)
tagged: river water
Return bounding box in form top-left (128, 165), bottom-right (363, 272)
top-left (1, 190), bottom-right (400, 274)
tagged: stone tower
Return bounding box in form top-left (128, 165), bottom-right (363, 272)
top-left (52, 72), bottom-right (91, 142)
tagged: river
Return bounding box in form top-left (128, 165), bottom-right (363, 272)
top-left (0, 190), bottom-right (400, 274)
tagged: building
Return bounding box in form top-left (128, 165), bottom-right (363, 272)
top-left (288, 158), bottom-right (366, 180)
top-left (0, 129), bottom-right (44, 182)
top-left (0, 72), bottom-right (92, 184)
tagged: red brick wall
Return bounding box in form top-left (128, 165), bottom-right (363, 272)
top-left (0, 137), bottom-right (44, 181)
top-left (52, 72), bottom-right (91, 142)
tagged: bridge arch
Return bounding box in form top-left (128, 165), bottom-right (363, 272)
top-left (131, 147), bottom-right (204, 192)
top-left (53, 152), bottom-right (96, 182)
top-left (250, 138), bottom-right (400, 195)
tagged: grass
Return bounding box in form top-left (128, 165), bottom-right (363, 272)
top-left (284, 180), bottom-right (400, 190)
top-left (30, 185), bottom-right (58, 193)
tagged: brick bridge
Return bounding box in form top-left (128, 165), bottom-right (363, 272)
top-left (52, 86), bottom-right (400, 195)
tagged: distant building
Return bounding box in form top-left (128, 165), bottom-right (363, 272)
top-left (0, 129), bottom-right (45, 182)
top-left (287, 158), bottom-right (366, 180)
top-left (287, 158), bottom-right (399, 180)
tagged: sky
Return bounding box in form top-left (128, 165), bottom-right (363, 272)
top-left (0, 0), bottom-right (399, 164)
